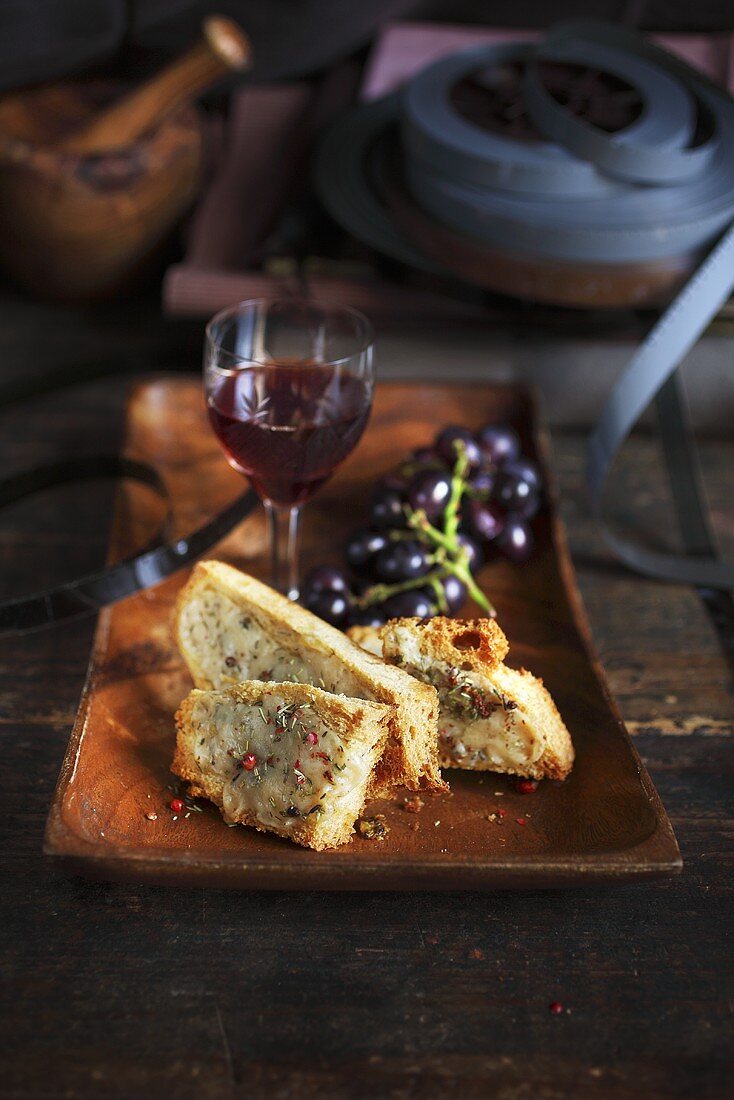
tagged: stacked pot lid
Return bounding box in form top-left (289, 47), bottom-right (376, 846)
top-left (313, 20), bottom-right (734, 308)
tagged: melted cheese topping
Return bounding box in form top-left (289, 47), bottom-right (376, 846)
top-left (387, 624), bottom-right (540, 772)
top-left (191, 689), bottom-right (374, 833)
top-left (182, 590), bottom-right (376, 700)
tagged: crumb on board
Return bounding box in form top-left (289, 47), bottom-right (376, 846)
top-left (486, 808), bottom-right (508, 823)
top-left (403, 795), bottom-right (425, 814)
top-left (357, 815), bottom-right (390, 840)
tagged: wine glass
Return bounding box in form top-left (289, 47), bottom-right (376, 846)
top-left (204, 298), bottom-right (375, 599)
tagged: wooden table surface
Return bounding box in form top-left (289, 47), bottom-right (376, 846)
top-left (1, 287), bottom-right (732, 1099)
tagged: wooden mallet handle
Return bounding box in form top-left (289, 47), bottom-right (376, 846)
top-left (60, 16), bottom-right (251, 154)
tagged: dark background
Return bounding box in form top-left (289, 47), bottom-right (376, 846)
top-left (2, 329), bottom-right (732, 1098)
top-left (2, 0), bottom-right (734, 91)
top-left (1, 2), bottom-right (733, 1098)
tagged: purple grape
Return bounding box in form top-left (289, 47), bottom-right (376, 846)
top-left (494, 458), bottom-right (542, 514)
top-left (513, 491), bottom-right (541, 520)
top-left (370, 486), bottom-right (406, 528)
top-left (468, 468), bottom-right (496, 498)
top-left (441, 574), bottom-right (467, 614)
top-left (345, 528), bottom-right (389, 575)
top-left (435, 426), bottom-right (481, 470)
top-left (303, 589), bottom-right (351, 627)
top-left (456, 532), bottom-right (484, 572)
top-left (348, 606), bottom-right (388, 628)
top-left (465, 499), bottom-right (505, 544)
top-left (375, 540), bottom-right (431, 583)
top-left (497, 517), bottom-right (534, 563)
top-left (407, 470), bottom-right (452, 521)
top-left (477, 424), bottom-right (521, 465)
top-left (301, 565), bottom-right (350, 598)
top-left (495, 477), bottom-right (539, 517)
top-left (515, 457), bottom-right (541, 487)
top-left (382, 588), bottom-right (436, 619)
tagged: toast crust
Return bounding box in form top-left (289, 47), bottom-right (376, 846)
top-left (174, 680), bottom-right (392, 850)
top-left (173, 561), bottom-right (443, 794)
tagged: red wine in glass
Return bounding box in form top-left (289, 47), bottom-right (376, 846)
top-left (204, 299), bottom-right (375, 599)
top-left (208, 360), bottom-right (372, 507)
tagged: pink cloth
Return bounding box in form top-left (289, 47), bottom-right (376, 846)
top-left (360, 22), bottom-right (734, 100)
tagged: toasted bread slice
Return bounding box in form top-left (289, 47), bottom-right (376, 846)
top-left (174, 680), bottom-right (391, 850)
top-left (173, 561), bottom-right (442, 794)
top-left (351, 617), bottom-right (574, 781)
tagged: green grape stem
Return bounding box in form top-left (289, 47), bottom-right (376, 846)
top-left (443, 444), bottom-right (469, 542)
top-left (358, 441), bottom-right (495, 617)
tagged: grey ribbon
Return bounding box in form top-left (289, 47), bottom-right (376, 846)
top-left (586, 219), bottom-right (734, 589)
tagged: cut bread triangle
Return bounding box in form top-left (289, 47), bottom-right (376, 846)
top-left (349, 617), bottom-right (574, 781)
top-left (173, 561), bottom-right (443, 795)
top-left (174, 680), bottom-right (391, 850)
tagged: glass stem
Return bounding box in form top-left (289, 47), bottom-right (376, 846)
top-left (264, 501), bottom-right (301, 600)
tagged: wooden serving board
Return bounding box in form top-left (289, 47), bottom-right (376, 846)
top-left (44, 379), bottom-right (681, 889)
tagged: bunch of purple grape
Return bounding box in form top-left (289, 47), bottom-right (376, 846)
top-left (300, 423), bottom-right (542, 629)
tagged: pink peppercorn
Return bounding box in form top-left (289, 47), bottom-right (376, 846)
top-left (169, 798), bottom-right (184, 813)
top-left (549, 1001), bottom-right (564, 1015)
top-left (242, 753), bottom-right (258, 771)
top-left (306, 732), bottom-right (318, 745)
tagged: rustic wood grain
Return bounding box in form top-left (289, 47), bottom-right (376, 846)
top-left (0, 298), bottom-right (731, 1098)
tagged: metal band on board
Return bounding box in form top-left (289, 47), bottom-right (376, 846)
top-left (0, 455), bottom-right (258, 635)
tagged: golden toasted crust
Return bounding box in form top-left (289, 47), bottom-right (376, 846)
top-left (173, 680), bottom-right (391, 850)
top-left (346, 618), bottom-right (509, 670)
top-left (381, 617), bottom-right (510, 670)
top-left (373, 616), bottom-right (574, 781)
top-left (173, 561), bottom-right (443, 795)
